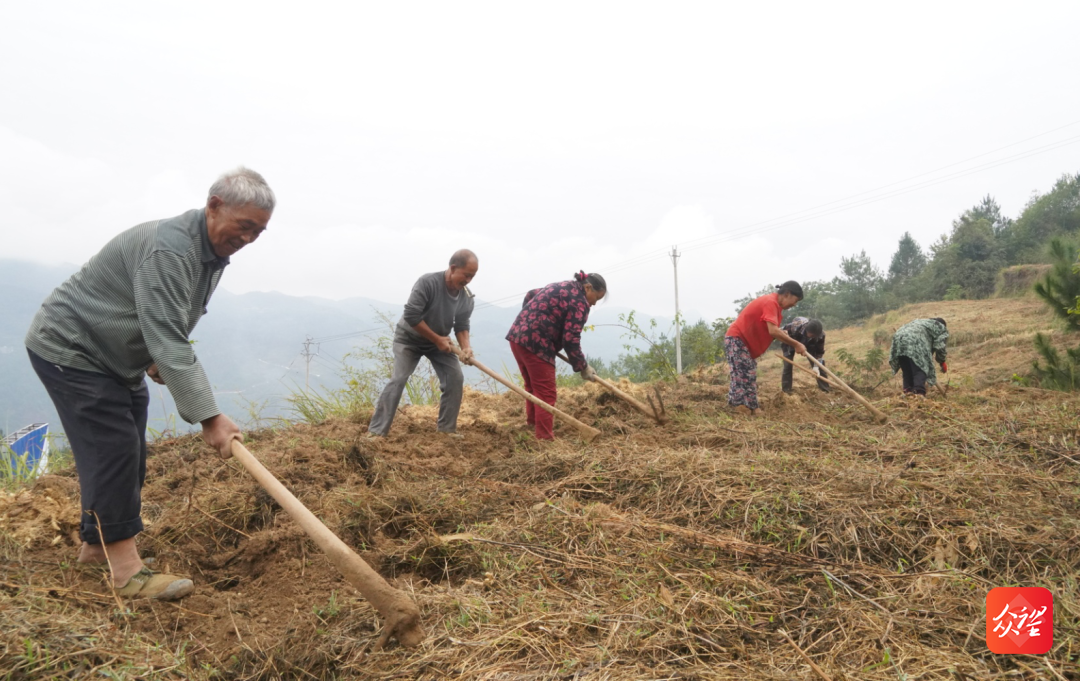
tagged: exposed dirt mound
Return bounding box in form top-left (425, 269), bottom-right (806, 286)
top-left (996, 263), bottom-right (1052, 297)
top-left (3, 348), bottom-right (1080, 678)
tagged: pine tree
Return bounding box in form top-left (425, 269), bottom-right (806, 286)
top-left (959, 195), bottom-right (1012, 236)
top-left (1030, 333), bottom-right (1080, 391)
top-left (834, 251), bottom-right (885, 322)
top-left (1033, 238), bottom-right (1080, 330)
top-left (1030, 241), bottom-right (1080, 391)
top-left (887, 232), bottom-right (927, 283)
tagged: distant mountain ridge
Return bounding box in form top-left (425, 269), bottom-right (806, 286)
top-left (0, 259), bottom-right (671, 439)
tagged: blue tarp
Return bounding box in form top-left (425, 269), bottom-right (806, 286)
top-left (3, 423), bottom-right (50, 477)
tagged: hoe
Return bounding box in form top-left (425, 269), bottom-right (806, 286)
top-left (775, 352), bottom-right (888, 423)
top-left (230, 440), bottom-right (426, 650)
top-left (453, 347), bottom-right (601, 442)
top-left (557, 352), bottom-right (668, 425)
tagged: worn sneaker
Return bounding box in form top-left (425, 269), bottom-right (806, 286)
top-left (114, 566), bottom-right (194, 601)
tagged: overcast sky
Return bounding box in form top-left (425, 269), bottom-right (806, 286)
top-left (2, 1), bottom-right (1078, 325)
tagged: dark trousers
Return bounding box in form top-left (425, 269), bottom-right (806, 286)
top-left (898, 356), bottom-right (927, 395)
top-left (28, 349), bottom-right (149, 544)
top-left (781, 346), bottom-right (830, 393)
top-left (510, 341), bottom-right (557, 440)
top-left (368, 340), bottom-right (464, 436)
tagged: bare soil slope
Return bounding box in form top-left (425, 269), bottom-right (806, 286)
top-left (3, 303), bottom-right (1079, 680)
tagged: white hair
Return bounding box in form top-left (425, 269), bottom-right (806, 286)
top-left (207, 166), bottom-right (276, 212)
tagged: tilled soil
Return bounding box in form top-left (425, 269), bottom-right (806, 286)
top-left (3, 373), bottom-right (1079, 679)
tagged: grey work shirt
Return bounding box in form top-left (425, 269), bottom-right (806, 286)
top-left (394, 271), bottom-right (474, 349)
top-left (25, 208), bottom-right (227, 424)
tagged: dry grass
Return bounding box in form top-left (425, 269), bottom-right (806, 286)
top-left (3, 304), bottom-right (1080, 680)
top-left (755, 296), bottom-right (1068, 393)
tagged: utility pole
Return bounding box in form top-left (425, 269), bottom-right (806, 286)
top-left (301, 336), bottom-right (317, 391)
top-left (670, 245), bottom-right (682, 374)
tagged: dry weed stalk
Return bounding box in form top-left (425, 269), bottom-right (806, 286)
top-left (2, 379), bottom-right (1078, 679)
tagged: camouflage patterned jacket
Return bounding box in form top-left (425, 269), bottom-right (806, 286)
top-left (889, 319), bottom-right (949, 386)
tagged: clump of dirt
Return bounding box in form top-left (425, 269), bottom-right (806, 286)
top-left (0, 474), bottom-right (81, 548)
top-left (3, 356), bottom-right (1079, 679)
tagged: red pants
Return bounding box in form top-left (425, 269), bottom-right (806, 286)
top-left (510, 341), bottom-right (557, 440)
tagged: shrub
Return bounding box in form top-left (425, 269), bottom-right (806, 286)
top-left (1030, 333), bottom-right (1080, 391)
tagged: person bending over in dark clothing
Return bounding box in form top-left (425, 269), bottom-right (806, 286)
top-left (781, 317), bottom-right (830, 394)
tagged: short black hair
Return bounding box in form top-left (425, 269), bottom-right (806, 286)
top-left (777, 280), bottom-right (804, 300)
top-left (932, 317), bottom-right (947, 328)
top-left (806, 319), bottom-right (823, 337)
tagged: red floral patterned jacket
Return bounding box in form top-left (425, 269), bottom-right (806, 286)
top-left (505, 279), bottom-right (591, 371)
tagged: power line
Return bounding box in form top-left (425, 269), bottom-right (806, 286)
top-left (678, 118), bottom-right (1080, 254)
top-left (678, 134), bottom-right (1080, 257)
top-left (599, 129), bottom-right (1080, 273)
top-left (301, 118), bottom-right (1080, 343)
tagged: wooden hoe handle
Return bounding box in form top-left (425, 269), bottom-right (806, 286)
top-left (774, 352), bottom-right (845, 392)
top-left (453, 348), bottom-right (601, 442)
top-left (230, 440), bottom-right (425, 649)
top-left (556, 352), bottom-right (667, 424)
top-left (801, 353), bottom-right (888, 424)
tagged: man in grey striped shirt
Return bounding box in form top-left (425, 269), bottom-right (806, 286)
top-left (25, 167), bottom-right (274, 601)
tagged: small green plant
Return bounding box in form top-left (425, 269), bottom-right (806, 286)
top-left (312, 590), bottom-right (341, 621)
top-left (1, 444), bottom-right (37, 489)
top-left (943, 284), bottom-right (965, 300)
top-left (872, 328), bottom-right (892, 347)
top-left (833, 347), bottom-right (891, 391)
top-left (600, 311), bottom-right (678, 382)
top-left (236, 393), bottom-right (279, 430)
top-left (286, 310), bottom-right (442, 424)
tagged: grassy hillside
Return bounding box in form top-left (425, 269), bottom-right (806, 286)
top-left (755, 295), bottom-right (1064, 395)
top-left (2, 299), bottom-right (1078, 679)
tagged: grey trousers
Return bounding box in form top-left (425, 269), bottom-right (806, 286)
top-left (368, 340), bottom-right (464, 435)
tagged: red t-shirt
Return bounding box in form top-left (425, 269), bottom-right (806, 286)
top-left (726, 292), bottom-right (782, 358)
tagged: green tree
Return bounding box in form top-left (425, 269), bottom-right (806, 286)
top-left (963, 194), bottom-right (1012, 236)
top-left (833, 250), bottom-right (886, 321)
top-left (733, 284), bottom-right (776, 315)
top-left (1072, 253), bottom-right (1080, 318)
top-left (1033, 238), bottom-right (1080, 330)
top-left (1006, 173), bottom-right (1080, 263)
top-left (923, 215), bottom-right (1004, 300)
top-left (1029, 240), bottom-right (1080, 392)
top-left (791, 279), bottom-right (842, 328)
top-left (606, 313), bottom-right (732, 381)
top-left (1030, 333), bottom-right (1080, 391)
top-left (887, 232), bottom-right (927, 284)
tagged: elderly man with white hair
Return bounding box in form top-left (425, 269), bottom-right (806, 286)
top-left (25, 167), bottom-right (275, 601)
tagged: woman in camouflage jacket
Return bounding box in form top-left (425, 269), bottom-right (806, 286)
top-left (889, 318), bottom-right (948, 395)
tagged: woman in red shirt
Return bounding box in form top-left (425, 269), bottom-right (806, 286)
top-left (506, 271), bottom-right (606, 440)
top-left (724, 281), bottom-right (808, 416)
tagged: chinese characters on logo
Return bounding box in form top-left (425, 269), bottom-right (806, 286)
top-left (986, 587), bottom-right (1053, 654)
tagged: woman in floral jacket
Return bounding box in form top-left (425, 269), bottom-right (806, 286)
top-left (506, 271), bottom-right (607, 440)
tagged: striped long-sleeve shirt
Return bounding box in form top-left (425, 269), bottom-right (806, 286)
top-left (26, 208), bottom-right (228, 424)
